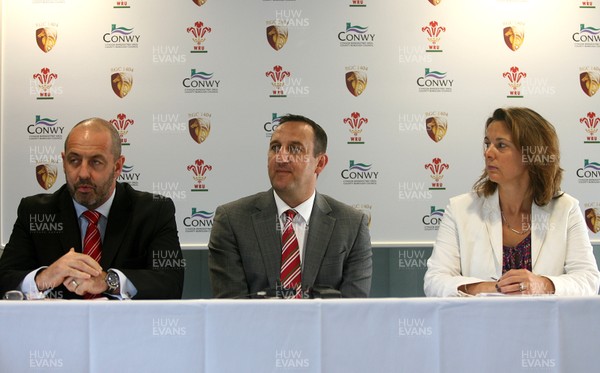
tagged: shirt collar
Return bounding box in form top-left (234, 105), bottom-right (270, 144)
top-left (73, 187), bottom-right (116, 219)
top-left (273, 190), bottom-right (316, 225)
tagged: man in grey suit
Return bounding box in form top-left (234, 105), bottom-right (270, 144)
top-left (208, 114), bottom-right (372, 298)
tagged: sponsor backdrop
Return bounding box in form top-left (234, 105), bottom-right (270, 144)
top-left (1, 0), bottom-right (599, 253)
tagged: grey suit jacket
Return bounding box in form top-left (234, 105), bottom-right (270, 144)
top-left (208, 190), bottom-right (372, 298)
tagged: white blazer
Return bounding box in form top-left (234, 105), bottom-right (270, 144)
top-left (424, 190), bottom-right (600, 297)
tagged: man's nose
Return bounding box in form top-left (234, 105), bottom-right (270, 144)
top-left (276, 147), bottom-right (291, 161)
top-left (78, 162), bottom-right (91, 178)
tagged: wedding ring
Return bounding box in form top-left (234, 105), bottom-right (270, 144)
top-left (519, 282), bottom-right (525, 292)
top-left (71, 280), bottom-right (79, 289)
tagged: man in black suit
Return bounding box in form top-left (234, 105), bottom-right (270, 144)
top-left (0, 118), bottom-right (184, 299)
top-left (209, 114), bottom-right (372, 298)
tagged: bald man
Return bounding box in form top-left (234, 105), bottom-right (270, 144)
top-left (0, 118), bottom-right (184, 299)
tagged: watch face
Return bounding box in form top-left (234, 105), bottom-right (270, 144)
top-left (106, 271), bottom-right (119, 288)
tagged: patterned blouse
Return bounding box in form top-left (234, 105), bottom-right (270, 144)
top-left (502, 234), bottom-right (532, 273)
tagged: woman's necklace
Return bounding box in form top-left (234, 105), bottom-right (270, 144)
top-left (501, 211), bottom-right (531, 235)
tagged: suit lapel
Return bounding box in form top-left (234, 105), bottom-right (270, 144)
top-left (252, 191), bottom-right (282, 289)
top-left (101, 183), bottom-right (131, 268)
top-left (483, 190), bottom-right (503, 271)
top-left (58, 186), bottom-right (83, 254)
top-left (303, 193), bottom-right (335, 288)
top-left (531, 203), bottom-right (550, 269)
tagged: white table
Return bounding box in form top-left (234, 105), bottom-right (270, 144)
top-left (1, 297), bottom-right (598, 373)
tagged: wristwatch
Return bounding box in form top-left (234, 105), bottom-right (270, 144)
top-left (105, 270), bottom-right (120, 294)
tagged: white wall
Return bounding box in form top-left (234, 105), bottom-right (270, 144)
top-left (1, 0), bottom-right (599, 248)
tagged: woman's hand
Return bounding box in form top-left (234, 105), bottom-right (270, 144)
top-left (497, 269), bottom-right (555, 295)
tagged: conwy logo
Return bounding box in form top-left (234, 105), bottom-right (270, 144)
top-left (187, 21), bottom-right (212, 53)
top-left (35, 164), bottom-right (58, 190)
top-left (111, 69), bottom-right (133, 98)
top-left (118, 165), bottom-right (140, 186)
top-left (338, 23), bottom-right (374, 47)
top-left (577, 159), bottom-right (600, 182)
top-left (28, 116), bottom-right (63, 140)
top-left (345, 66), bottom-right (368, 96)
top-left (188, 115), bottom-right (211, 144)
top-left (110, 113), bottom-right (134, 146)
top-left (417, 68), bottom-right (453, 92)
top-left (187, 159), bottom-right (213, 191)
top-left (503, 66), bottom-right (527, 98)
top-left (572, 24), bottom-right (600, 46)
top-left (343, 112), bottom-right (368, 144)
top-left (580, 69), bottom-right (599, 97)
top-left (33, 67), bottom-right (58, 99)
top-left (36, 26), bottom-right (57, 53)
top-left (424, 157), bottom-right (449, 190)
top-left (341, 160), bottom-right (378, 185)
top-left (586, 207), bottom-right (600, 233)
top-left (183, 208), bottom-right (214, 233)
top-left (103, 24), bottom-right (139, 48)
top-left (422, 21), bottom-right (445, 52)
top-left (183, 69), bottom-right (219, 93)
top-left (426, 115), bottom-right (447, 143)
top-left (580, 112), bottom-right (599, 143)
top-left (266, 65), bottom-right (291, 97)
top-left (423, 206), bottom-right (445, 231)
top-left (264, 113), bottom-right (282, 137)
top-left (503, 24), bottom-right (524, 51)
top-left (266, 22), bottom-right (288, 51)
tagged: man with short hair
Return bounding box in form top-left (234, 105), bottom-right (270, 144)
top-left (0, 118), bottom-right (184, 299)
top-left (209, 114), bottom-right (372, 298)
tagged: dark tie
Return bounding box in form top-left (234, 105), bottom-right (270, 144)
top-left (280, 209), bottom-right (302, 299)
top-left (82, 210), bottom-right (102, 299)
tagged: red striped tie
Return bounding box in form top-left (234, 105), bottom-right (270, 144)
top-left (280, 209), bottom-right (302, 299)
top-left (82, 210), bottom-right (102, 299)
top-left (83, 210), bottom-right (102, 262)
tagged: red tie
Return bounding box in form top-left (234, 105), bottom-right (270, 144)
top-left (280, 209), bottom-right (302, 299)
top-left (82, 210), bottom-right (102, 299)
top-left (83, 210), bottom-right (102, 263)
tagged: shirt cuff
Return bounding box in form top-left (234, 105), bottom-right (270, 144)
top-left (19, 267), bottom-right (51, 300)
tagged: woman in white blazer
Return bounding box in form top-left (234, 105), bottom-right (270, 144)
top-left (424, 107), bottom-right (600, 297)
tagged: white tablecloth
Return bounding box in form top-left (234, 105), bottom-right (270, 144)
top-left (1, 297), bottom-right (598, 373)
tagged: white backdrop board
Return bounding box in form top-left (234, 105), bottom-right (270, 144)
top-left (1, 0), bottom-right (599, 248)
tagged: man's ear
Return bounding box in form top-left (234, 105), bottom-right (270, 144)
top-left (114, 155), bottom-right (125, 178)
top-left (315, 153), bottom-right (328, 176)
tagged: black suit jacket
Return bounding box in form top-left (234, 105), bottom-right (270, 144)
top-left (208, 190), bottom-right (372, 298)
top-left (0, 183), bottom-right (184, 299)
